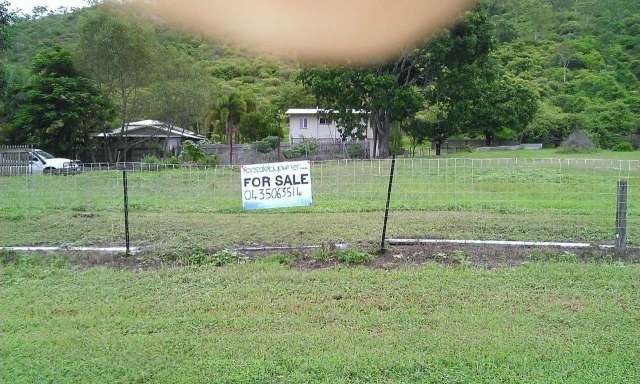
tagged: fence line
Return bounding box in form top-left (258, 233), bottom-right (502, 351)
top-left (0, 158), bottom-right (637, 252)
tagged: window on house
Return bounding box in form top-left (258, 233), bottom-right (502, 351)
top-left (319, 118), bottom-right (333, 125)
top-left (300, 118), bottom-right (308, 129)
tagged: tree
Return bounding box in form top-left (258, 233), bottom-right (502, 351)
top-left (464, 61), bottom-right (539, 146)
top-left (0, 0), bottom-right (14, 52)
top-left (146, 46), bottom-right (211, 134)
top-left (238, 111), bottom-right (279, 142)
top-left (5, 47), bottom-right (113, 158)
top-left (205, 91), bottom-right (253, 164)
top-left (299, 6), bottom-right (495, 157)
top-left (299, 67), bottom-right (422, 157)
top-left (77, 7), bottom-right (154, 161)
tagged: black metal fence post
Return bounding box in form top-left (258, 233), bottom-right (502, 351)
top-left (615, 180), bottom-right (628, 250)
top-left (380, 155), bottom-right (396, 254)
top-left (122, 169), bottom-right (131, 256)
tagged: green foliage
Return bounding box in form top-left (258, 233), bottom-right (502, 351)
top-left (211, 249), bottom-right (240, 266)
top-left (612, 141), bottom-right (634, 152)
top-left (180, 140), bottom-right (206, 163)
top-left (311, 249), bottom-right (332, 262)
top-left (142, 154), bottom-right (161, 164)
top-left (0, 1), bottom-right (15, 52)
top-left (239, 111), bottom-right (279, 142)
top-left (4, 46), bottom-right (113, 157)
top-left (335, 249), bottom-right (372, 264)
top-left (164, 155), bottom-right (180, 165)
top-left (283, 140), bottom-right (318, 159)
top-left (346, 143), bottom-right (365, 159)
top-left (254, 135), bottom-right (280, 154)
top-left (389, 123), bottom-right (404, 156)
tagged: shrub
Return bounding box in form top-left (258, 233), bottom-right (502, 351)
top-left (335, 249), bottom-right (372, 264)
top-left (612, 141), bottom-right (634, 152)
top-left (311, 249), bottom-right (332, 262)
top-left (142, 154), bottom-right (160, 164)
top-left (283, 140), bottom-right (319, 159)
top-left (164, 155), bottom-right (180, 165)
top-left (346, 143), bottom-right (365, 159)
top-left (254, 136), bottom-right (280, 154)
top-left (558, 130), bottom-right (596, 153)
top-left (211, 249), bottom-right (240, 266)
top-left (181, 140), bottom-right (207, 163)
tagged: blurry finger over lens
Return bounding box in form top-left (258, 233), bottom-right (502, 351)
top-left (139, 0), bottom-right (474, 63)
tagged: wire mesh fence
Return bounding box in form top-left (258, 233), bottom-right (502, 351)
top-left (0, 158), bottom-right (637, 253)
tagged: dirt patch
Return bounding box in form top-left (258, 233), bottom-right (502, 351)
top-left (5, 242), bottom-right (638, 271)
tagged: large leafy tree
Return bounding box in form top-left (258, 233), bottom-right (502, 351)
top-left (5, 46), bottom-right (113, 158)
top-left (77, 6), bottom-right (154, 161)
top-left (145, 46), bottom-right (211, 133)
top-left (464, 61), bottom-right (539, 146)
top-left (0, 0), bottom-right (13, 52)
top-left (299, 6), bottom-right (494, 157)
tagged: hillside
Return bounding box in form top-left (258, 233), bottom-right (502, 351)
top-left (1, 0), bottom-right (639, 148)
top-left (485, 0), bottom-right (640, 147)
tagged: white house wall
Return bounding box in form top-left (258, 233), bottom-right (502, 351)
top-left (288, 115), bottom-right (374, 142)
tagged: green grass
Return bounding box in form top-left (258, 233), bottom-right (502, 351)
top-left (443, 148), bottom-right (640, 160)
top-left (0, 158), bottom-right (639, 250)
top-left (1, 254), bottom-right (638, 383)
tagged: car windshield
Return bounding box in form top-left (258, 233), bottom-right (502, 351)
top-left (35, 150), bottom-right (55, 160)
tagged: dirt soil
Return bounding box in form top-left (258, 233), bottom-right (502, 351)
top-left (6, 242), bottom-right (637, 271)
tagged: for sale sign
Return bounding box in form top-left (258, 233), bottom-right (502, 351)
top-left (241, 161), bottom-right (312, 210)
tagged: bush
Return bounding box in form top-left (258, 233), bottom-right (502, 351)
top-left (283, 140), bottom-right (319, 159)
top-left (254, 136), bottom-right (280, 154)
top-left (142, 154), bottom-right (160, 164)
top-left (558, 130), bottom-right (596, 153)
top-left (346, 143), bottom-right (365, 159)
top-left (211, 249), bottom-right (240, 266)
top-left (203, 154), bottom-right (218, 166)
top-left (335, 249), bottom-right (372, 264)
top-left (612, 141), bottom-right (634, 152)
top-left (181, 140), bottom-right (207, 163)
top-left (164, 155), bottom-right (180, 165)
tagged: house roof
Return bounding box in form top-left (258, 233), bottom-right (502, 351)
top-left (285, 108), bottom-right (368, 115)
top-left (94, 120), bottom-right (205, 140)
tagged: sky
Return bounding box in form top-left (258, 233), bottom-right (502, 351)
top-left (9, 0), bottom-right (88, 13)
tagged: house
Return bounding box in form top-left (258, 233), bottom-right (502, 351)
top-left (285, 109), bottom-right (374, 144)
top-left (94, 120), bottom-right (205, 161)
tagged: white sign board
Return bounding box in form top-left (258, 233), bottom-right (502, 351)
top-left (241, 161), bottom-right (312, 210)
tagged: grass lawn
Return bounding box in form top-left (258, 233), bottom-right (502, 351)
top-left (443, 148), bottom-right (640, 160)
top-left (1, 158), bottom-right (639, 251)
top-left (1, 253), bottom-right (638, 383)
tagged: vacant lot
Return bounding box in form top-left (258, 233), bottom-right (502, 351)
top-left (0, 158), bottom-right (638, 252)
top-left (1, 253), bottom-right (638, 383)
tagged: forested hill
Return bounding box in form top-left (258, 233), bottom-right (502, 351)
top-left (484, 0), bottom-right (640, 147)
top-left (1, 3), bottom-right (314, 142)
top-left (1, 0), bottom-right (639, 150)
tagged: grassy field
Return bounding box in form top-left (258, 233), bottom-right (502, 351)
top-left (1, 253), bottom-right (638, 383)
top-left (442, 148), bottom-right (640, 160)
top-left (1, 158), bottom-right (639, 251)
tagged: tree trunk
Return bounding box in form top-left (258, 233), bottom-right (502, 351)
top-left (227, 119), bottom-right (233, 165)
top-left (484, 132), bottom-right (493, 147)
top-left (435, 141), bottom-right (442, 156)
top-left (377, 110), bottom-right (390, 158)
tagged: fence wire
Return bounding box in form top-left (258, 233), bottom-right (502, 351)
top-left (0, 158), bottom-right (637, 253)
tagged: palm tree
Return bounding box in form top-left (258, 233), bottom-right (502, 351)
top-left (205, 91), bottom-right (248, 164)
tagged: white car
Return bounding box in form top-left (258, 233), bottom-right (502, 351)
top-left (28, 149), bottom-right (81, 174)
